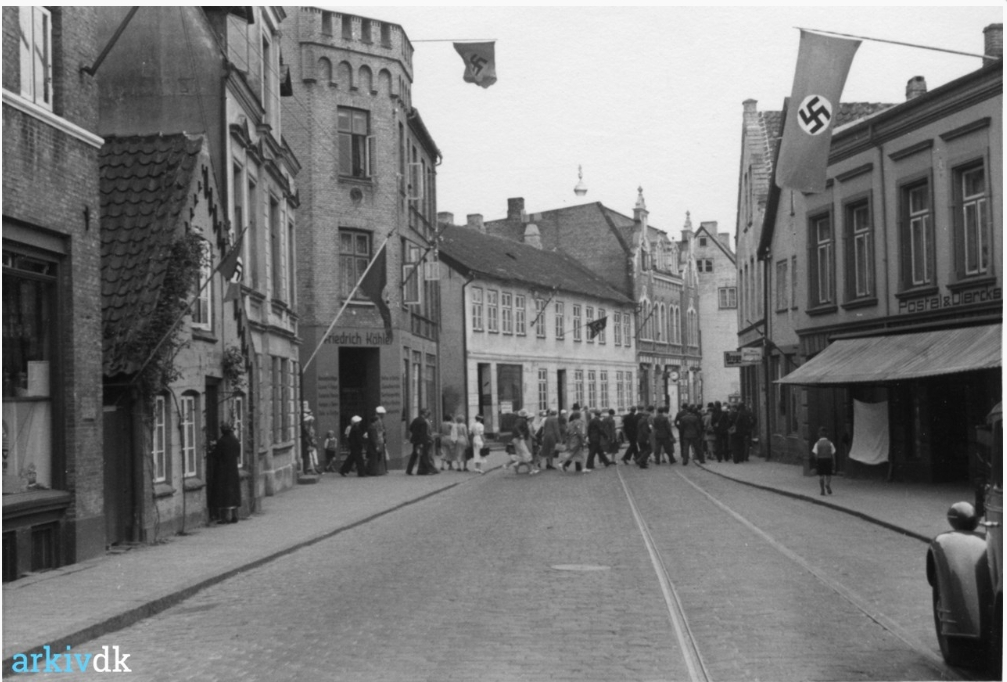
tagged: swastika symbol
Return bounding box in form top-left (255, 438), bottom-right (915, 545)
top-left (797, 94), bottom-right (833, 136)
top-left (468, 54), bottom-right (487, 77)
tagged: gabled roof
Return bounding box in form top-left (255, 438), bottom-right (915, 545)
top-left (438, 225), bottom-right (633, 305)
top-left (693, 223), bottom-right (736, 265)
top-left (100, 133), bottom-right (206, 377)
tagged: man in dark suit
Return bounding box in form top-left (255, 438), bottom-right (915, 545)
top-left (621, 406), bottom-right (639, 464)
top-left (407, 408), bottom-right (437, 475)
top-left (635, 407), bottom-right (653, 468)
top-left (653, 406), bottom-right (677, 464)
top-left (586, 409), bottom-right (613, 470)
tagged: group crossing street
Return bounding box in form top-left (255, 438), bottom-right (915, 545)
top-left (25, 464), bottom-right (982, 681)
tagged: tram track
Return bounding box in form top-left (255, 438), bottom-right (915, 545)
top-left (615, 464), bottom-right (962, 682)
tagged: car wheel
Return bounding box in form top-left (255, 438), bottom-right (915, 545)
top-left (933, 584), bottom-right (986, 668)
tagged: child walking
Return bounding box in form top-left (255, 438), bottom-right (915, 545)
top-left (811, 426), bottom-right (836, 495)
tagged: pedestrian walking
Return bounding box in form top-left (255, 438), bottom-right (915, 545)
top-left (454, 415), bottom-right (470, 472)
top-left (714, 401), bottom-right (730, 462)
top-left (678, 406), bottom-right (704, 464)
top-left (635, 407), bottom-right (653, 468)
top-left (323, 430), bottom-right (339, 473)
top-left (674, 404), bottom-right (689, 455)
top-left (407, 409), bottom-right (437, 475)
top-left (540, 409), bottom-right (562, 471)
top-left (603, 409), bottom-right (619, 458)
top-left (439, 415), bottom-right (458, 471)
top-left (735, 402), bottom-right (755, 462)
top-left (559, 410), bottom-right (586, 473)
top-left (469, 414), bottom-right (488, 474)
top-left (340, 416), bottom-right (368, 477)
top-left (507, 409), bottom-right (538, 473)
top-left (207, 423), bottom-right (241, 523)
top-left (622, 406), bottom-right (639, 464)
top-left (812, 426), bottom-right (836, 495)
top-left (727, 405), bottom-right (745, 463)
top-left (303, 413), bottom-right (321, 475)
top-left (586, 409), bottom-right (613, 470)
top-left (653, 406), bottom-right (677, 464)
top-left (366, 412), bottom-right (388, 476)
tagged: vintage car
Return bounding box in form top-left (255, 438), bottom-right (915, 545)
top-left (926, 402), bottom-right (1002, 673)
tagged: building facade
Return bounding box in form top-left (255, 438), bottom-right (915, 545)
top-left (96, 7), bottom-right (302, 500)
top-left (2, 6), bottom-right (106, 581)
top-left (778, 41), bottom-right (1002, 484)
top-left (438, 222), bottom-right (636, 436)
top-left (681, 215), bottom-right (740, 405)
top-left (101, 134), bottom-right (243, 542)
top-left (281, 8), bottom-right (442, 466)
top-left (483, 193), bottom-right (701, 412)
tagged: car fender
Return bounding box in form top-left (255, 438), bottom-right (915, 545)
top-left (927, 531), bottom-right (992, 639)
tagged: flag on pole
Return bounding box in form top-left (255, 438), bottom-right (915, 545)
top-left (453, 42), bottom-right (497, 88)
top-left (587, 316), bottom-right (607, 339)
top-left (775, 30), bottom-right (861, 193)
top-left (218, 227), bottom-right (246, 281)
top-left (359, 240), bottom-right (392, 334)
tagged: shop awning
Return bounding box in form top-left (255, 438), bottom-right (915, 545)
top-left (777, 324), bottom-right (1001, 385)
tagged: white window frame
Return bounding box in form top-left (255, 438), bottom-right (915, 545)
top-left (555, 301), bottom-right (565, 340)
top-left (193, 239), bottom-right (213, 330)
top-left (616, 371), bottom-right (625, 412)
top-left (572, 304), bottom-right (582, 342)
top-left (338, 107), bottom-right (374, 179)
top-left (623, 313), bottom-right (631, 349)
top-left (587, 370), bottom-right (597, 408)
top-left (538, 368), bottom-right (548, 411)
top-left (534, 298), bottom-right (546, 339)
top-left (850, 203), bottom-right (873, 298)
top-left (613, 311), bottom-right (622, 346)
top-left (232, 395), bottom-right (245, 469)
top-left (501, 291), bottom-right (513, 334)
top-left (586, 306), bottom-right (595, 344)
top-left (19, 6), bottom-right (52, 110)
top-left (487, 289), bottom-right (499, 333)
top-left (719, 287), bottom-right (738, 310)
top-left (182, 395), bottom-right (198, 477)
top-left (907, 185), bottom-right (931, 287)
top-left (471, 286), bottom-right (483, 331)
top-left (598, 308), bottom-right (607, 344)
top-left (515, 295), bottom-right (526, 336)
top-left (574, 369), bottom-right (585, 407)
top-left (153, 395), bottom-right (167, 483)
top-left (600, 370), bottom-right (609, 408)
top-left (960, 165), bottom-right (988, 276)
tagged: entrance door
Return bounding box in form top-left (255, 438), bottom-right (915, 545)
top-left (339, 347), bottom-right (380, 440)
top-left (477, 363), bottom-right (492, 426)
top-left (103, 402), bottom-right (133, 546)
top-left (556, 369), bottom-right (567, 412)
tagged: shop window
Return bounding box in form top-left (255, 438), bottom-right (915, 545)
top-left (3, 250), bottom-right (57, 493)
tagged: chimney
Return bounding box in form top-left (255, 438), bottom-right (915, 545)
top-left (466, 213), bottom-right (484, 232)
top-left (507, 197), bottom-right (525, 221)
top-left (523, 223), bottom-right (542, 249)
top-left (984, 24), bottom-right (1003, 65)
top-left (437, 211), bottom-right (454, 226)
top-left (905, 76), bottom-right (927, 101)
top-left (719, 233), bottom-right (732, 250)
top-left (700, 221), bottom-right (718, 236)
top-left (742, 98), bottom-right (758, 124)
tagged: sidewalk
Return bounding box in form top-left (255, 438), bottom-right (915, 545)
top-left (694, 456), bottom-right (975, 542)
top-left (2, 449), bottom-right (972, 672)
top-left (2, 449), bottom-right (507, 672)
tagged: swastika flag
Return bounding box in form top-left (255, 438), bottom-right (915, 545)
top-left (776, 30), bottom-right (860, 193)
top-left (453, 42), bottom-right (497, 88)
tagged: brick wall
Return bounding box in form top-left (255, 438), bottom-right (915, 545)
top-left (2, 7), bottom-right (105, 565)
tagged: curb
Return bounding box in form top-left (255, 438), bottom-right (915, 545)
top-left (693, 461), bottom-right (932, 544)
top-left (2, 480), bottom-right (466, 677)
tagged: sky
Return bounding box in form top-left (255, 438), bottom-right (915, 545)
top-left (332, 4), bottom-right (1003, 240)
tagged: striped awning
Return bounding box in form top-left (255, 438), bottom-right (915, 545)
top-left (777, 324), bottom-right (1001, 385)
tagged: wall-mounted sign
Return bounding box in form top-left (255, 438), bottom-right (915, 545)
top-left (725, 348), bottom-right (762, 367)
top-left (897, 285), bottom-right (1001, 315)
top-left (724, 351), bottom-right (742, 368)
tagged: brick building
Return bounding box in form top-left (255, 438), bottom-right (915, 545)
top-left (2, 7), bottom-right (105, 580)
top-left (101, 133), bottom-right (242, 542)
top-left (280, 8), bottom-right (442, 465)
top-left (437, 220), bottom-right (636, 435)
top-left (777, 30), bottom-right (1002, 483)
top-left (680, 214), bottom-right (739, 405)
top-left (484, 193), bottom-right (701, 411)
top-left (95, 7), bottom-right (302, 499)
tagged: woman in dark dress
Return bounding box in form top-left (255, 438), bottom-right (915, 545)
top-left (366, 413), bottom-right (388, 476)
top-left (208, 424), bottom-right (242, 523)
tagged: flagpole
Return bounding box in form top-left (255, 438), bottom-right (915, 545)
top-left (302, 234), bottom-right (391, 374)
top-left (796, 27), bottom-right (990, 59)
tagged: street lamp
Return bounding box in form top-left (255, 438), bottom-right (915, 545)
top-left (573, 165), bottom-right (587, 197)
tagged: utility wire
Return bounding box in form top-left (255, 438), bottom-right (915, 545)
top-left (797, 27), bottom-right (992, 59)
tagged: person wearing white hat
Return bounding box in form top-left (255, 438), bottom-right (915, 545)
top-left (340, 416), bottom-right (368, 477)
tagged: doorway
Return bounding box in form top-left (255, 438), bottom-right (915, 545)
top-left (339, 347), bottom-right (380, 439)
top-left (103, 401), bottom-right (134, 546)
top-left (556, 369), bottom-right (567, 412)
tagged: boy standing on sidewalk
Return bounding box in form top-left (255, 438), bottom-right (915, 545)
top-left (811, 427), bottom-right (836, 495)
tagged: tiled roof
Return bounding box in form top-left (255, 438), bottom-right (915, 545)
top-left (438, 225), bottom-right (634, 305)
top-left (100, 133), bottom-right (205, 377)
top-left (834, 101), bottom-right (894, 129)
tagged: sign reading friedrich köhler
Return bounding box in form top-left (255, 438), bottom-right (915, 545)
top-left (324, 331), bottom-right (393, 346)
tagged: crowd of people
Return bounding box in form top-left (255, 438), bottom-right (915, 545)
top-left (316, 400), bottom-right (759, 479)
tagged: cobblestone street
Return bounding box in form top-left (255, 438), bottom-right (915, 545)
top-left (21, 465), bottom-right (968, 681)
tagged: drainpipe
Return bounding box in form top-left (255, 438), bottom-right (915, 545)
top-left (461, 272), bottom-right (474, 422)
top-left (762, 254), bottom-right (772, 461)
